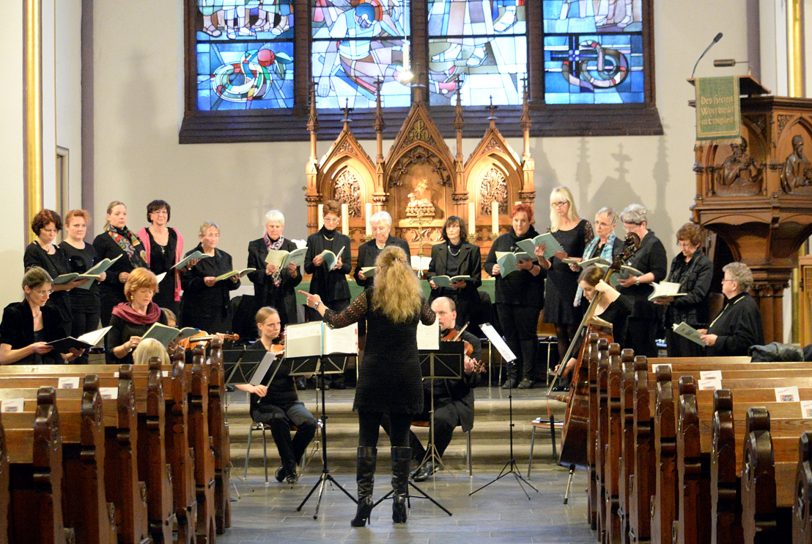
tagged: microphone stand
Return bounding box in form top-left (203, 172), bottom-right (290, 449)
top-left (690, 32), bottom-right (723, 79)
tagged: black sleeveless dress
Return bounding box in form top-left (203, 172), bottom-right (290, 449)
top-left (543, 219), bottom-right (593, 325)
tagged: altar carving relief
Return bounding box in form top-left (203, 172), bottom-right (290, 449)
top-left (479, 167), bottom-right (508, 215)
top-left (714, 138), bottom-right (763, 196)
top-left (334, 169), bottom-right (362, 217)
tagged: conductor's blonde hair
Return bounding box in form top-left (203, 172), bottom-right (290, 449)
top-left (371, 246), bottom-right (422, 324)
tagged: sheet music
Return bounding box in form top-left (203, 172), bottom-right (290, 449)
top-left (249, 352), bottom-right (280, 386)
top-left (285, 322), bottom-right (325, 358)
top-left (324, 323), bottom-right (358, 355)
top-left (480, 323), bottom-right (517, 363)
top-left (417, 320), bottom-right (439, 350)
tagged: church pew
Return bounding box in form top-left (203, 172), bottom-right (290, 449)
top-left (595, 339), bottom-right (612, 542)
top-left (206, 338), bottom-right (231, 533)
top-left (0, 366), bottom-right (175, 543)
top-left (1, 377), bottom-right (116, 544)
top-left (793, 432), bottom-right (812, 544)
top-left (188, 346), bottom-right (217, 544)
top-left (0, 412), bottom-right (10, 544)
top-left (4, 387), bottom-right (71, 543)
top-left (586, 334), bottom-right (602, 531)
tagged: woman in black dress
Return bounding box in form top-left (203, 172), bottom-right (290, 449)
top-left (537, 187), bottom-right (593, 364)
top-left (660, 223), bottom-right (713, 357)
top-left (303, 246), bottom-right (435, 527)
top-left (180, 221), bottom-right (241, 333)
top-left (93, 201), bottom-right (148, 326)
top-left (106, 267), bottom-right (167, 364)
top-left (303, 200), bottom-right (352, 321)
top-left (483, 203), bottom-right (545, 389)
top-left (247, 209), bottom-right (302, 328)
top-left (62, 209), bottom-right (104, 336)
top-left (426, 215), bottom-right (481, 329)
top-left (137, 200), bottom-right (184, 315)
top-left (0, 267), bottom-right (82, 364)
top-left (23, 209), bottom-right (81, 338)
top-left (559, 265), bottom-right (632, 379)
top-left (699, 262), bottom-right (763, 356)
top-left (235, 307), bottom-right (316, 484)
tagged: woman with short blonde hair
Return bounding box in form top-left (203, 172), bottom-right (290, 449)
top-left (106, 267), bottom-right (167, 364)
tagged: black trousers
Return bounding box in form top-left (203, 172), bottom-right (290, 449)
top-left (362, 411), bottom-right (412, 448)
top-left (496, 303), bottom-right (541, 381)
top-left (71, 308), bottom-right (100, 337)
top-left (408, 402), bottom-right (466, 460)
top-left (252, 401), bottom-right (317, 471)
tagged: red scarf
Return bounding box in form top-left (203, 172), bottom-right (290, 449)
top-left (111, 302), bottom-right (162, 325)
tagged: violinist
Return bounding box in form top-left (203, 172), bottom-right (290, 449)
top-left (234, 307), bottom-right (317, 484)
top-left (409, 297), bottom-right (481, 482)
top-left (558, 266), bottom-right (632, 380)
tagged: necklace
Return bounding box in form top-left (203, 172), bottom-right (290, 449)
top-left (447, 244), bottom-right (462, 257)
top-left (322, 232), bottom-right (335, 242)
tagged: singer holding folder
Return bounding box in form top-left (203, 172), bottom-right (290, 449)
top-left (302, 246), bottom-right (436, 527)
top-left (235, 306), bottom-right (317, 484)
top-left (106, 267), bottom-right (167, 364)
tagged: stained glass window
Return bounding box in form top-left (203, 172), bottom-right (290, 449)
top-left (311, 1), bottom-right (412, 109)
top-left (427, 0), bottom-right (528, 107)
top-left (542, 0), bottom-right (645, 105)
top-left (194, 1), bottom-right (294, 111)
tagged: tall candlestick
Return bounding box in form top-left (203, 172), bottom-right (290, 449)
top-left (318, 204), bottom-right (324, 230)
top-left (365, 203), bottom-right (372, 236)
top-left (468, 202), bottom-right (476, 236)
top-left (341, 203), bottom-right (349, 235)
top-left (491, 201), bottom-right (499, 235)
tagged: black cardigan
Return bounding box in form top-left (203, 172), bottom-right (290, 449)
top-left (0, 301), bottom-right (64, 364)
top-left (106, 306), bottom-right (167, 364)
top-left (664, 252), bottom-right (713, 328)
top-left (483, 227), bottom-right (545, 308)
top-left (617, 230), bottom-right (667, 319)
top-left (426, 241), bottom-right (482, 303)
top-left (303, 228), bottom-right (352, 304)
top-left (246, 238), bottom-right (302, 326)
top-left (180, 245), bottom-right (241, 332)
top-left (353, 235), bottom-right (411, 288)
top-left (23, 242), bottom-right (73, 337)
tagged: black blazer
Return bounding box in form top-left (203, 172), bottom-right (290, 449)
top-left (353, 235), bottom-right (411, 288)
top-left (180, 245), bottom-right (241, 332)
top-left (246, 238), bottom-right (302, 326)
top-left (0, 301), bottom-right (64, 364)
top-left (426, 241), bottom-right (482, 303)
top-left (303, 228), bottom-right (352, 304)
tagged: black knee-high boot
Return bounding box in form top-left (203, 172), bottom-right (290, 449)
top-left (351, 446), bottom-right (376, 527)
top-left (391, 446), bottom-right (411, 523)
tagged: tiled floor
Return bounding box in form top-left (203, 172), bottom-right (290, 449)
top-left (222, 464), bottom-right (593, 543)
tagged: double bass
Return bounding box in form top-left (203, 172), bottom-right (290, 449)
top-left (552, 233), bottom-right (640, 468)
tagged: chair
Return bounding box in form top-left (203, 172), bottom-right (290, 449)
top-left (242, 418), bottom-right (322, 484)
top-left (411, 419), bottom-right (473, 476)
top-left (526, 414), bottom-right (564, 478)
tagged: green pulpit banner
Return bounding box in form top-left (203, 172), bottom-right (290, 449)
top-left (695, 76), bottom-right (741, 141)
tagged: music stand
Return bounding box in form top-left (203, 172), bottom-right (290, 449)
top-left (372, 342), bottom-right (460, 517)
top-left (293, 353), bottom-right (356, 519)
top-left (469, 323), bottom-right (538, 500)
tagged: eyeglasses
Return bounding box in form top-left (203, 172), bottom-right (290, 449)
top-left (551, 201), bottom-right (569, 207)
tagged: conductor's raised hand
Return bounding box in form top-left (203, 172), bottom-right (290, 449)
top-left (299, 290), bottom-right (322, 309)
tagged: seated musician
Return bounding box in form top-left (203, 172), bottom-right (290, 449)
top-left (409, 296), bottom-right (481, 482)
top-left (559, 266), bottom-right (632, 379)
top-left (698, 262), bottom-right (764, 356)
top-left (132, 337), bottom-right (170, 365)
top-left (106, 267), bottom-right (167, 364)
top-left (235, 306), bottom-right (317, 484)
top-left (0, 266), bottom-right (83, 364)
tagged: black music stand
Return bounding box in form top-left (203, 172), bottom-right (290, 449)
top-left (372, 343), bottom-right (461, 517)
top-left (469, 323), bottom-right (538, 500)
top-left (293, 353), bottom-right (357, 519)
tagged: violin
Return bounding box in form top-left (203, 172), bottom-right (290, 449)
top-left (440, 323), bottom-right (485, 373)
top-left (177, 331), bottom-right (240, 350)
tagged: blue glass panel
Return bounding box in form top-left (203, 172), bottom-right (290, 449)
top-left (196, 41), bottom-right (294, 111)
top-left (195, 0), bottom-right (293, 42)
top-left (312, 38), bottom-right (412, 110)
top-left (312, 1), bottom-right (409, 39)
top-left (543, 0), bottom-right (642, 34)
top-left (427, 0), bottom-right (526, 37)
top-left (543, 32), bottom-right (644, 104)
top-left (428, 35), bottom-right (527, 106)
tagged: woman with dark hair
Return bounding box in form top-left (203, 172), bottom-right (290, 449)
top-left (24, 208), bottom-right (81, 337)
top-left (181, 221), bottom-right (241, 333)
top-left (304, 200), bottom-right (352, 321)
top-left (137, 199), bottom-right (184, 315)
top-left (106, 267), bottom-right (167, 364)
top-left (62, 209), bottom-right (104, 336)
top-left (536, 186), bottom-right (593, 365)
top-left (93, 201), bottom-right (148, 326)
top-left (247, 209), bottom-right (302, 328)
top-left (426, 215), bottom-right (482, 328)
top-left (484, 203), bottom-right (545, 389)
top-left (0, 267), bottom-right (83, 364)
top-left (659, 223), bottom-right (713, 357)
top-left (302, 246), bottom-right (435, 527)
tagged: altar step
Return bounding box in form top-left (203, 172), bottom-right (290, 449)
top-left (226, 388), bottom-right (568, 475)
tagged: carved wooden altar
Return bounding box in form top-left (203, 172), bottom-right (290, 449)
top-left (692, 89), bottom-right (812, 342)
top-left (305, 83), bottom-right (536, 263)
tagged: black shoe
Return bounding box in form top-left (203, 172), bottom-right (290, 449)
top-left (351, 497), bottom-right (373, 527)
top-left (517, 378), bottom-right (534, 389)
top-left (284, 470), bottom-right (299, 484)
top-left (275, 466), bottom-right (288, 482)
top-left (411, 461), bottom-right (436, 482)
top-left (502, 379), bottom-right (518, 389)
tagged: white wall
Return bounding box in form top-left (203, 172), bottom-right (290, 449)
top-left (55, 0), bottom-right (83, 211)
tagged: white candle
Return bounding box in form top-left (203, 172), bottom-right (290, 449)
top-left (468, 202), bottom-right (476, 236)
top-left (318, 204), bottom-right (324, 229)
top-left (341, 203), bottom-right (349, 235)
top-left (491, 200), bottom-right (499, 235)
top-left (365, 203), bottom-right (372, 236)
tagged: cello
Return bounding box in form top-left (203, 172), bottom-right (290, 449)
top-left (552, 233), bottom-right (640, 468)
